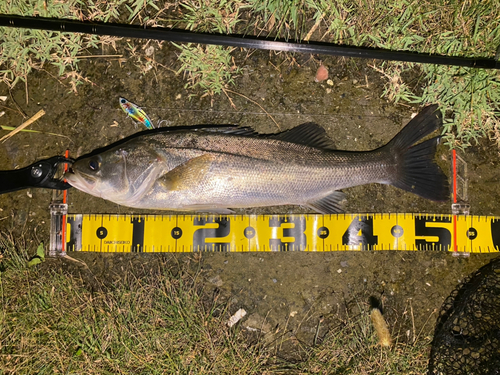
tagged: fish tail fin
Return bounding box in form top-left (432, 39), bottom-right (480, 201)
top-left (385, 104), bottom-right (449, 201)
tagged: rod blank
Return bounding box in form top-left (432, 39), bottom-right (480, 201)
top-left (1, 14), bottom-right (498, 69)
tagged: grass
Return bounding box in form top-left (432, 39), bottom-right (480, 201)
top-left (0, 0), bottom-right (93, 89)
top-left (0, 233), bottom-right (270, 374)
top-left (180, 0), bottom-right (247, 34)
top-left (174, 43), bottom-right (240, 100)
top-left (0, 0), bottom-right (167, 90)
top-left (249, 0), bottom-right (315, 39)
top-left (1, 1), bottom-right (499, 146)
top-left (295, 311), bottom-right (431, 374)
top-left (0, 233), bottom-right (434, 374)
top-left (319, 1), bottom-right (500, 150)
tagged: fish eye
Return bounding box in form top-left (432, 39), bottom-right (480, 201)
top-left (120, 98), bottom-right (126, 104)
top-left (88, 159), bottom-right (100, 171)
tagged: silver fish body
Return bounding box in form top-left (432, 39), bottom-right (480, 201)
top-left (65, 105), bottom-right (448, 213)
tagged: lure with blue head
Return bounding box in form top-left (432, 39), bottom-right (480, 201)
top-left (119, 97), bottom-right (154, 129)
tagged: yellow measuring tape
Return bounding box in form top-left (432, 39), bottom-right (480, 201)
top-left (65, 213), bottom-right (500, 253)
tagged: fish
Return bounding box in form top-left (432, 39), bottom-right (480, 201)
top-left (119, 97), bottom-right (154, 129)
top-left (65, 105), bottom-right (448, 214)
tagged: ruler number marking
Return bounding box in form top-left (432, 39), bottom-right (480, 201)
top-left (342, 215), bottom-right (378, 250)
top-left (415, 216), bottom-right (451, 251)
top-left (269, 216), bottom-right (306, 251)
top-left (193, 216), bottom-right (230, 252)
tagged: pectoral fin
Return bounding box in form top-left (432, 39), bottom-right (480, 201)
top-left (158, 154), bottom-right (215, 191)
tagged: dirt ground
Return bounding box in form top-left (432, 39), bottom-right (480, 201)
top-left (1, 41), bottom-right (499, 355)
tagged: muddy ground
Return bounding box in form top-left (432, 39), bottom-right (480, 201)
top-left (1, 41), bottom-right (499, 357)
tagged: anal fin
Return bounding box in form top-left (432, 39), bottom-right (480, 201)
top-left (305, 191), bottom-right (346, 214)
top-left (192, 207), bottom-right (235, 214)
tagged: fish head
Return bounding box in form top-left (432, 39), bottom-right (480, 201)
top-left (65, 141), bottom-right (166, 206)
top-left (65, 150), bottom-right (131, 201)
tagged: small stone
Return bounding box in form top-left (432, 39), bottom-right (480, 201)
top-left (326, 88), bottom-right (332, 94)
top-left (327, 79), bottom-right (334, 86)
top-left (145, 46), bottom-right (155, 56)
top-left (314, 64), bottom-right (329, 82)
top-left (208, 275), bottom-right (223, 287)
top-left (227, 308), bottom-right (247, 327)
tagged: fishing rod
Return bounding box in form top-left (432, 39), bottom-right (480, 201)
top-left (1, 14), bottom-right (499, 69)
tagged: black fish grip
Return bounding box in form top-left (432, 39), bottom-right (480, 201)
top-left (0, 156), bottom-right (73, 195)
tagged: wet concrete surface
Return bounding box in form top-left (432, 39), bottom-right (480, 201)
top-left (1, 41), bottom-right (499, 354)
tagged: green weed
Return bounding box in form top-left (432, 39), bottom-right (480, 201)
top-left (248, 0), bottom-right (327, 40)
top-left (415, 65), bottom-right (500, 149)
top-left (174, 43), bottom-right (240, 99)
top-left (0, 0), bottom-right (166, 90)
top-left (180, 0), bottom-right (248, 34)
top-left (0, 0), bottom-right (90, 88)
top-left (174, 0), bottom-right (248, 99)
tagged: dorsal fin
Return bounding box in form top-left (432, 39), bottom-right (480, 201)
top-left (202, 126), bottom-right (259, 137)
top-left (272, 123), bottom-right (336, 149)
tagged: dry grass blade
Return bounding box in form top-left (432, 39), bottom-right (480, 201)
top-left (225, 89), bottom-right (281, 130)
top-left (0, 125), bottom-right (70, 141)
top-left (304, 6), bottom-right (329, 42)
top-left (75, 55), bottom-right (123, 59)
top-left (0, 109), bottom-right (45, 143)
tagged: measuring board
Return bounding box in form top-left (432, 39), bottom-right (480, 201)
top-left (65, 213), bottom-right (500, 253)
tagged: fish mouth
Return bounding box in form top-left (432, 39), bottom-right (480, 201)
top-left (64, 169), bottom-right (97, 192)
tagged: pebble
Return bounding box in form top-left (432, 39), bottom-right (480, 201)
top-left (314, 64), bottom-right (328, 82)
top-left (227, 309), bottom-right (247, 327)
top-left (145, 46), bottom-right (155, 56)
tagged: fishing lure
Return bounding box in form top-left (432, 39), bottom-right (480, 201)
top-left (119, 97), bottom-right (154, 129)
